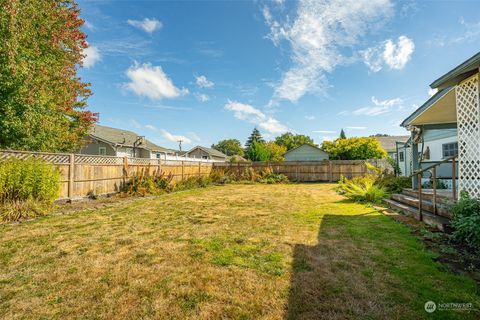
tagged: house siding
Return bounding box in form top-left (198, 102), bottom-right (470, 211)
top-left (80, 139), bottom-right (116, 156)
top-left (284, 145), bottom-right (329, 161)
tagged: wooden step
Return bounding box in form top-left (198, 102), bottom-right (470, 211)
top-left (384, 199), bottom-right (451, 232)
top-left (391, 194), bottom-right (451, 218)
top-left (402, 189), bottom-right (455, 205)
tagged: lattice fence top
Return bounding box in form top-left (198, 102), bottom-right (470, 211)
top-left (456, 73), bottom-right (480, 198)
top-left (75, 154), bottom-right (123, 165)
top-left (0, 150), bottom-right (71, 164)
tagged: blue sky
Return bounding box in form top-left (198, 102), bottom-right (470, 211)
top-left (78, 0), bottom-right (480, 150)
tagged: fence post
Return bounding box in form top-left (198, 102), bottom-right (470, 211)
top-left (157, 158), bottom-right (161, 177)
top-left (329, 161), bottom-right (333, 182)
top-left (198, 161), bottom-right (201, 178)
top-left (68, 154), bottom-right (74, 200)
top-left (123, 156), bottom-right (129, 183)
top-left (181, 161), bottom-right (184, 180)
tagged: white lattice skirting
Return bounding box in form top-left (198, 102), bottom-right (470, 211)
top-left (456, 73), bottom-right (480, 198)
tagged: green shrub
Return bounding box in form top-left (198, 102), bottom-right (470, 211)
top-left (377, 175), bottom-right (412, 194)
top-left (123, 172), bottom-right (173, 196)
top-left (0, 157), bottom-right (60, 222)
top-left (337, 174), bottom-right (388, 203)
top-left (450, 192), bottom-right (480, 249)
top-left (258, 170), bottom-right (289, 184)
top-left (174, 176), bottom-right (212, 191)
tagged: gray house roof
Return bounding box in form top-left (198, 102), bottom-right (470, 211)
top-left (400, 87), bottom-right (454, 127)
top-left (89, 124), bottom-right (172, 153)
top-left (283, 144), bottom-right (328, 156)
top-left (186, 146), bottom-right (227, 158)
top-left (374, 136), bottom-right (410, 152)
top-left (430, 51), bottom-right (480, 89)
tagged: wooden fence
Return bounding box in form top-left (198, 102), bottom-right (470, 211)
top-left (212, 159), bottom-right (392, 182)
top-left (0, 150), bottom-right (214, 200)
top-left (0, 149), bottom-right (391, 200)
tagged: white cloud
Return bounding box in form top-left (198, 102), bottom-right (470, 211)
top-left (194, 93), bottom-right (210, 102)
top-left (313, 130), bottom-right (336, 134)
top-left (127, 18), bottom-right (162, 33)
top-left (82, 45), bottom-right (101, 68)
top-left (130, 119), bottom-right (141, 128)
top-left (224, 100), bottom-right (288, 134)
top-left (160, 129), bottom-right (192, 144)
top-left (195, 75), bottom-right (214, 88)
top-left (263, 0), bottom-right (393, 103)
top-left (124, 63), bottom-right (188, 100)
top-left (363, 36), bottom-right (415, 72)
top-left (428, 88), bottom-right (438, 97)
top-left (352, 97), bottom-right (403, 116)
top-left (346, 126), bottom-right (367, 130)
top-left (145, 124), bottom-right (157, 131)
top-left (305, 115), bottom-right (315, 120)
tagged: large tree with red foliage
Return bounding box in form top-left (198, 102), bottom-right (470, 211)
top-left (0, 0), bottom-right (97, 152)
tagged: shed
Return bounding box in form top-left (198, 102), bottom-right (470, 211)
top-left (284, 144), bottom-right (329, 161)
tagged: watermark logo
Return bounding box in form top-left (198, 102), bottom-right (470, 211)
top-left (425, 301), bottom-right (437, 313)
top-left (425, 300), bottom-right (475, 313)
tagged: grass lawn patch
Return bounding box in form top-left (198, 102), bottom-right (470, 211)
top-left (0, 184), bottom-right (478, 319)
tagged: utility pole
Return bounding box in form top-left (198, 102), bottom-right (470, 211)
top-left (178, 139), bottom-right (183, 152)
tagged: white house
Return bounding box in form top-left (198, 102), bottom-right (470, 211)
top-left (400, 51), bottom-right (480, 198)
top-left (284, 144), bottom-right (330, 161)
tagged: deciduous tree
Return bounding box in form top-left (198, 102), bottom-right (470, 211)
top-left (274, 132), bottom-right (315, 150)
top-left (0, 0), bottom-right (97, 152)
top-left (212, 139), bottom-right (244, 156)
top-left (321, 137), bottom-right (387, 160)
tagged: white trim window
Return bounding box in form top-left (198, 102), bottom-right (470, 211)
top-left (399, 151), bottom-right (404, 162)
top-left (442, 142), bottom-right (458, 158)
top-left (98, 147), bottom-right (107, 155)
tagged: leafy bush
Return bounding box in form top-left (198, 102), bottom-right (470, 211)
top-left (377, 175), bottom-right (412, 194)
top-left (258, 168), bottom-right (289, 184)
top-left (321, 137), bottom-right (387, 160)
top-left (174, 176), bottom-right (212, 191)
top-left (337, 175), bottom-right (388, 203)
top-left (123, 172), bottom-right (173, 196)
top-left (450, 192), bottom-right (480, 249)
top-left (0, 158), bottom-right (60, 222)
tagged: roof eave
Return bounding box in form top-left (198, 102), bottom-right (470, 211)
top-left (430, 52), bottom-right (480, 89)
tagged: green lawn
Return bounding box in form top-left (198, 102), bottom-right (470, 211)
top-left (0, 184), bottom-right (478, 319)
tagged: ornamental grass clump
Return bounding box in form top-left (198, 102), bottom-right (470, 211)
top-left (0, 157), bottom-right (60, 222)
top-left (336, 162), bottom-right (389, 203)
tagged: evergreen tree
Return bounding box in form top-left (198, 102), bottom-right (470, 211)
top-left (245, 128), bottom-right (265, 149)
top-left (339, 129), bottom-right (346, 139)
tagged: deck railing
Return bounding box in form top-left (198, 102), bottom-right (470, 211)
top-left (410, 154), bottom-right (457, 221)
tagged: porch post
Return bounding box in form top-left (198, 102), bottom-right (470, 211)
top-left (411, 131), bottom-right (419, 189)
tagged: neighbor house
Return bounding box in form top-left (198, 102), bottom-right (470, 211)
top-left (374, 135), bottom-right (409, 161)
top-left (80, 124), bottom-right (175, 159)
top-left (284, 144), bottom-right (330, 161)
top-left (183, 146), bottom-right (227, 161)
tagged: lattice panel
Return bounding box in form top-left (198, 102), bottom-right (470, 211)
top-left (0, 150), bottom-right (70, 164)
top-left (75, 154), bottom-right (123, 165)
top-left (456, 74), bottom-right (480, 198)
top-left (128, 157), bottom-right (159, 166)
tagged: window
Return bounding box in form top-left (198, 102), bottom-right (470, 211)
top-left (98, 147), bottom-right (106, 155)
top-left (156, 153), bottom-right (161, 159)
top-left (442, 142), bottom-right (458, 158)
top-left (202, 155), bottom-right (208, 159)
top-left (399, 151), bottom-right (404, 162)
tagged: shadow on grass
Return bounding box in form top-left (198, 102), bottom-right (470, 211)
top-left (283, 212), bottom-right (480, 320)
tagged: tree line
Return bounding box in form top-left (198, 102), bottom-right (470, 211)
top-left (212, 128), bottom-right (387, 162)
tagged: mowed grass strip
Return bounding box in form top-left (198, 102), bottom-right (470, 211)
top-left (0, 184), bottom-right (478, 319)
